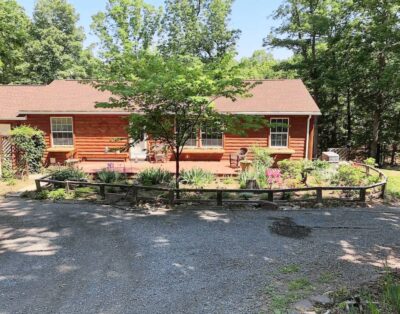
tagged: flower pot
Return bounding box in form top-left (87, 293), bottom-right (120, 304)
top-left (240, 160), bottom-right (252, 171)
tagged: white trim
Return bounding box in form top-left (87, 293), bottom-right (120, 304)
top-left (0, 116), bottom-right (27, 121)
top-left (305, 115), bottom-right (312, 160)
top-left (269, 117), bottom-right (290, 148)
top-left (19, 111), bottom-right (130, 116)
top-left (50, 116), bottom-right (74, 147)
top-left (221, 111), bottom-right (321, 116)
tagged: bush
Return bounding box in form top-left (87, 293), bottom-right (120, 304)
top-left (278, 159), bottom-right (302, 179)
top-left (48, 166), bottom-right (87, 182)
top-left (74, 187), bottom-right (97, 198)
top-left (35, 190), bottom-right (49, 200)
top-left (97, 168), bottom-right (122, 183)
top-left (137, 168), bottom-right (172, 186)
top-left (10, 125), bottom-right (46, 175)
top-left (333, 164), bottom-right (366, 186)
top-left (48, 188), bottom-right (69, 200)
top-left (313, 160), bottom-right (330, 171)
top-left (251, 146), bottom-right (274, 168)
top-left (364, 157), bottom-right (376, 167)
top-left (180, 167), bottom-right (214, 187)
top-left (1, 157), bottom-right (14, 180)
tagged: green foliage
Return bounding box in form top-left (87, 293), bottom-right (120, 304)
top-left (180, 168), bottom-right (214, 187)
top-left (27, 0), bottom-right (89, 83)
top-left (137, 168), bottom-right (172, 186)
top-left (313, 160), bottom-right (330, 171)
top-left (278, 159), bottom-right (302, 179)
top-left (364, 158), bottom-right (376, 167)
top-left (97, 168), bottom-right (122, 184)
top-left (383, 273), bottom-right (400, 313)
top-left (1, 157), bottom-right (14, 180)
top-left (333, 164), bottom-right (366, 186)
top-left (288, 278), bottom-right (312, 292)
top-left (48, 165), bottom-right (87, 181)
top-left (0, 0), bottom-right (31, 84)
top-left (280, 264), bottom-right (300, 274)
top-left (251, 145), bottom-right (274, 168)
top-left (73, 186), bottom-right (96, 198)
top-left (34, 190), bottom-right (49, 200)
top-left (238, 192), bottom-right (253, 200)
top-left (11, 125), bottom-right (46, 175)
top-left (48, 188), bottom-right (68, 200)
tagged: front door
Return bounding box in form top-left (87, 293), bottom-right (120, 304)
top-left (129, 137), bottom-right (147, 161)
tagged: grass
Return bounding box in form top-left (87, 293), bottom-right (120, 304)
top-left (279, 264), bottom-right (300, 274)
top-left (288, 278), bottom-right (313, 292)
top-left (382, 169), bottom-right (400, 198)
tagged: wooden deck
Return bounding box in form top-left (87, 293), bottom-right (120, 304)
top-left (78, 160), bottom-right (239, 176)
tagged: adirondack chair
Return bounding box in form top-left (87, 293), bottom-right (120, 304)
top-left (229, 148), bottom-right (248, 168)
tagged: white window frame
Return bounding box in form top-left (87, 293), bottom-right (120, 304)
top-left (200, 126), bottom-right (224, 148)
top-left (269, 118), bottom-right (289, 148)
top-left (50, 117), bottom-right (74, 147)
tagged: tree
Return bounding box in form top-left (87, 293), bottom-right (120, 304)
top-left (238, 50), bottom-right (297, 79)
top-left (92, 0), bottom-right (264, 188)
top-left (0, 0), bottom-right (31, 84)
top-left (160, 0), bottom-right (240, 60)
top-left (27, 0), bottom-right (87, 83)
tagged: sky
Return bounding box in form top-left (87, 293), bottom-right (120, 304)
top-left (16, 0), bottom-right (292, 60)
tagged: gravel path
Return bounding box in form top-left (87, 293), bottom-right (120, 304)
top-left (0, 199), bottom-right (399, 314)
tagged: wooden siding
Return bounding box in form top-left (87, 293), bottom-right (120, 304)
top-left (1, 114), bottom-right (315, 164)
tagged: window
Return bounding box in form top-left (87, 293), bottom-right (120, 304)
top-left (51, 117), bottom-right (73, 146)
top-left (270, 118), bottom-right (289, 147)
top-left (201, 126), bottom-right (223, 147)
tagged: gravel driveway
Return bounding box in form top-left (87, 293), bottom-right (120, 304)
top-left (0, 199), bottom-right (399, 314)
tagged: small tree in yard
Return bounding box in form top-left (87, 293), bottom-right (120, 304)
top-left (95, 52), bottom-right (263, 189)
top-left (92, 0), bottom-right (266, 189)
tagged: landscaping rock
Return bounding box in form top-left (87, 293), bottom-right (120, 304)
top-left (293, 299), bottom-right (314, 312)
top-left (310, 294), bottom-right (332, 306)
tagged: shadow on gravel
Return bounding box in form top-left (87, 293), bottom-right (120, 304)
top-left (268, 216), bottom-right (312, 239)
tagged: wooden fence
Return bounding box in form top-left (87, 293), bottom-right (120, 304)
top-left (35, 163), bottom-right (387, 207)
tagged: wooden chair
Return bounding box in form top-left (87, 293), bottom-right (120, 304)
top-left (229, 148), bottom-right (248, 168)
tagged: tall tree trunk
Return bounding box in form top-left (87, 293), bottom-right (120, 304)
top-left (175, 147), bottom-right (180, 190)
top-left (346, 88), bottom-right (352, 144)
top-left (370, 110), bottom-right (381, 160)
top-left (391, 144), bottom-right (397, 166)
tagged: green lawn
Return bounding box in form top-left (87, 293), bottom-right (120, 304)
top-left (381, 169), bottom-right (400, 198)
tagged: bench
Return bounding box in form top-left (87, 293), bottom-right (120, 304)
top-left (78, 152), bottom-right (129, 162)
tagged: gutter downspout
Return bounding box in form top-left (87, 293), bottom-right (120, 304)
top-left (305, 115), bottom-right (312, 160)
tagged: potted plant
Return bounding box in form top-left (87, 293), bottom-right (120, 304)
top-left (239, 159), bottom-right (252, 171)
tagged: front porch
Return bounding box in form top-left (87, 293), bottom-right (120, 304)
top-left (78, 160), bottom-right (238, 176)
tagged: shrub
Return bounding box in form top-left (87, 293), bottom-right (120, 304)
top-left (74, 187), bottom-right (96, 198)
top-left (251, 146), bottom-right (274, 168)
top-left (35, 190), bottom-right (49, 200)
top-left (97, 168), bottom-right (122, 183)
top-left (48, 166), bottom-right (87, 182)
top-left (278, 159), bottom-right (302, 179)
top-left (137, 168), bottom-right (172, 186)
top-left (48, 188), bottom-right (69, 200)
top-left (313, 160), bottom-right (330, 171)
top-left (265, 168), bottom-right (282, 189)
top-left (10, 125), bottom-right (46, 175)
top-left (239, 170), bottom-right (258, 189)
top-left (1, 157), bottom-right (14, 180)
top-left (238, 192), bottom-right (253, 200)
top-left (333, 164), bottom-right (366, 186)
top-left (364, 157), bottom-right (376, 167)
top-left (180, 168), bottom-right (214, 187)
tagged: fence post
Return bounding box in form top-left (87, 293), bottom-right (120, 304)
top-left (99, 184), bottom-right (106, 199)
top-left (131, 186), bottom-right (138, 205)
top-left (316, 188), bottom-right (323, 203)
top-left (65, 181), bottom-right (70, 193)
top-left (359, 188), bottom-right (366, 202)
top-left (35, 179), bottom-right (42, 192)
top-left (381, 183), bottom-right (386, 199)
top-left (168, 190), bottom-right (175, 206)
top-left (268, 191), bottom-right (274, 202)
top-left (217, 191), bottom-right (223, 206)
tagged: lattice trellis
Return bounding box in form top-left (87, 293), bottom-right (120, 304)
top-left (0, 136), bottom-right (13, 166)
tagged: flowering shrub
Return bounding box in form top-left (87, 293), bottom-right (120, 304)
top-left (265, 168), bottom-right (282, 189)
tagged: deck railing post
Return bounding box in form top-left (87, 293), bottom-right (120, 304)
top-left (316, 188), bottom-right (323, 203)
top-left (217, 191), bottom-right (223, 206)
top-left (360, 188), bottom-right (366, 202)
top-left (35, 179), bottom-right (42, 192)
top-left (65, 181), bottom-right (70, 193)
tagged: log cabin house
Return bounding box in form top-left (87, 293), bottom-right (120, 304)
top-left (0, 79), bottom-right (321, 167)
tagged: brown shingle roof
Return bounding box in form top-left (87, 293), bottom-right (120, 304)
top-left (0, 79), bottom-right (320, 120)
